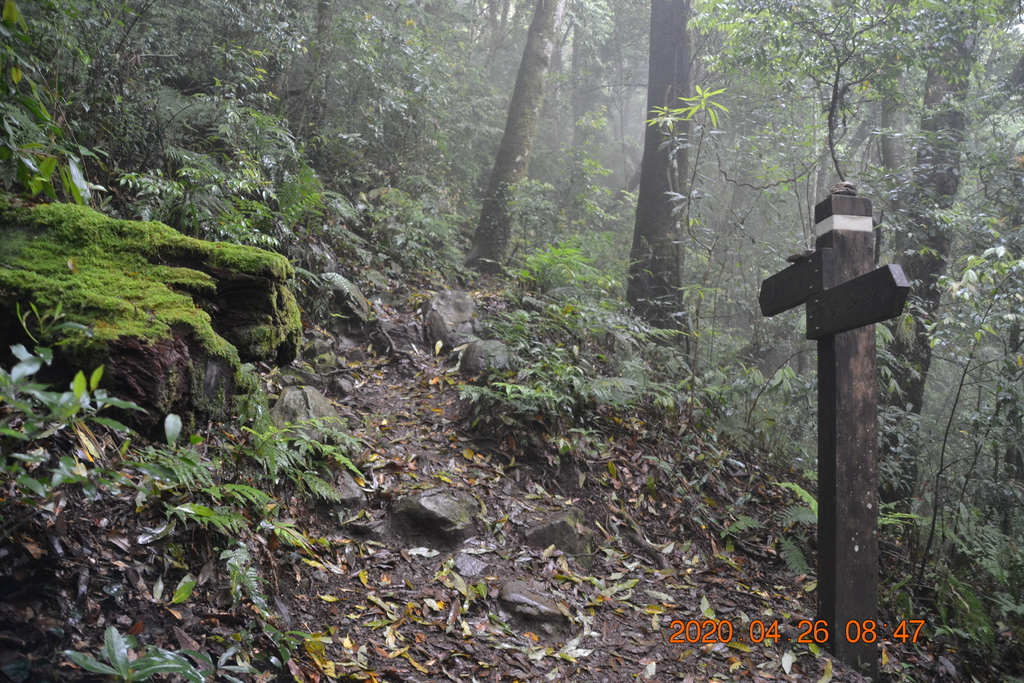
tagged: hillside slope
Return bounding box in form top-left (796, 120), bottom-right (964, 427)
top-left (0, 287), bottom-right (964, 683)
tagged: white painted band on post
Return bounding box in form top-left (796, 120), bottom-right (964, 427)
top-left (816, 214), bottom-right (873, 237)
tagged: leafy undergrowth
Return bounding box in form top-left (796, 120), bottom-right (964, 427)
top-left (0, 286), bottom-right (989, 683)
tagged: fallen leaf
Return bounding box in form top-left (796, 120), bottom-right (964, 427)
top-left (782, 649), bottom-right (795, 674)
top-left (817, 659), bottom-right (833, 683)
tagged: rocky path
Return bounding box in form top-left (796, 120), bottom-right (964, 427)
top-left (255, 293), bottom-right (878, 683)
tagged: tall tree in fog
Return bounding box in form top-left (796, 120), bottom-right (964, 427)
top-left (627, 0), bottom-right (690, 326)
top-left (883, 3), bottom-right (978, 509)
top-left (465, 0), bottom-right (566, 272)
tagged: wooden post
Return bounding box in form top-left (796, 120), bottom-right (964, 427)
top-left (759, 192), bottom-right (909, 680)
top-left (815, 196), bottom-right (879, 680)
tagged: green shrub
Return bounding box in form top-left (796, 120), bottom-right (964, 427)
top-left (64, 626), bottom-right (205, 682)
top-left (0, 340), bottom-right (143, 507)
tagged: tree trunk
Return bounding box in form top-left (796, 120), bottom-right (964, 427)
top-left (627, 0), bottom-right (690, 327)
top-left (884, 30), bottom-right (974, 508)
top-left (465, 0), bottom-right (566, 272)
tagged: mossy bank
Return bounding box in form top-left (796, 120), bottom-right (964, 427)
top-left (0, 200), bottom-right (301, 432)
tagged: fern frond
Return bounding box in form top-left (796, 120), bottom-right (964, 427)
top-left (131, 447), bottom-right (215, 492)
top-left (168, 502), bottom-right (248, 536)
top-left (218, 484), bottom-right (274, 508)
top-left (298, 472), bottom-right (343, 502)
top-left (220, 545), bottom-right (269, 614)
top-left (779, 536), bottom-right (810, 574)
top-left (779, 505), bottom-right (817, 527)
top-left (269, 520), bottom-right (316, 553)
top-left (778, 482), bottom-right (818, 514)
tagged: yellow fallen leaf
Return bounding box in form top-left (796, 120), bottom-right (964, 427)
top-left (320, 595), bottom-right (340, 602)
top-left (403, 652), bottom-right (429, 673)
top-left (817, 659), bottom-right (833, 683)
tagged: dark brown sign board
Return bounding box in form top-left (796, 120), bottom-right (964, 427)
top-left (759, 194), bottom-right (908, 681)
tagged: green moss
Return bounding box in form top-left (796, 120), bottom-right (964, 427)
top-left (3, 203), bottom-right (292, 280)
top-left (2, 207), bottom-right (215, 361)
top-left (0, 200), bottom-right (301, 426)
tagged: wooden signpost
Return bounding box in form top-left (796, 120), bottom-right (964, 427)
top-left (759, 191), bottom-right (909, 680)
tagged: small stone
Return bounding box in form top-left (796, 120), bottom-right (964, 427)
top-left (454, 553), bottom-right (489, 577)
top-left (277, 366), bottom-right (322, 388)
top-left (328, 376), bottom-right (354, 397)
top-left (498, 580), bottom-right (566, 623)
top-left (334, 472), bottom-right (364, 508)
top-left (322, 272), bottom-right (370, 322)
top-left (424, 289), bottom-right (482, 351)
top-left (270, 386), bottom-right (347, 442)
top-left (524, 509), bottom-right (595, 559)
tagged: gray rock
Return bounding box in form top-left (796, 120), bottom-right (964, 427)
top-left (454, 552), bottom-right (489, 577)
top-left (276, 366), bottom-right (322, 388)
top-left (524, 509), bottom-right (595, 560)
top-left (322, 272), bottom-right (370, 322)
top-left (301, 335), bottom-right (340, 372)
top-left (498, 580), bottom-right (567, 623)
top-left (424, 289), bottom-right (482, 351)
top-left (301, 336), bottom-right (334, 361)
top-left (390, 490), bottom-right (479, 549)
top-left (270, 386), bottom-right (347, 441)
top-left (460, 340), bottom-right (510, 376)
top-left (334, 472), bottom-right (365, 508)
top-left (328, 376), bottom-right (354, 397)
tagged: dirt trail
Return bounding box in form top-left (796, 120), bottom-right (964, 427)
top-left (0, 295), bottom-right (938, 682)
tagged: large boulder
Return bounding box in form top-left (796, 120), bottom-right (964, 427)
top-left (0, 202), bottom-right (301, 433)
top-left (424, 289), bottom-right (482, 351)
top-left (459, 339), bottom-right (510, 376)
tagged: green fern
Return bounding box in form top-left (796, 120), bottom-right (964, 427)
top-left (726, 515), bottom-right (764, 535)
top-left (266, 520), bottom-right (316, 554)
top-left (130, 447), bottom-right (215, 492)
top-left (320, 272), bottom-right (370, 321)
top-left (209, 484), bottom-right (274, 509)
top-left (779, 505), bottom-right (817, 527)
top-left (242, 423), bottom-right (308, 479)
top-left (779, 535), bottom-right (811, 575)
top-left (168, 502), bottom-right (248, 536)
top-left (297, 472), bottom-right (345, 502)
top-left (777, 482), bottom-right (818, 515)
top-left (221, 545), bottom-right (269, 615)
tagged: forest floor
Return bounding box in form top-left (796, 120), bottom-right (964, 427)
top-left (0, 287), bottom-right (976, 683)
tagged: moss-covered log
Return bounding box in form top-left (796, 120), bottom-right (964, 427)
top-left (0, 201), bottom-right (301, 433)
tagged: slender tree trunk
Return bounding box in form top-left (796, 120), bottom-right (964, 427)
top-left (1003, 322), bottom-right (1023, 535)
top-left (627, 0), bottom-right (690, 327)
top-left (571, 22), bottom-right (586, 148)
top-left (465, 0), bottom-right (566, 272)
